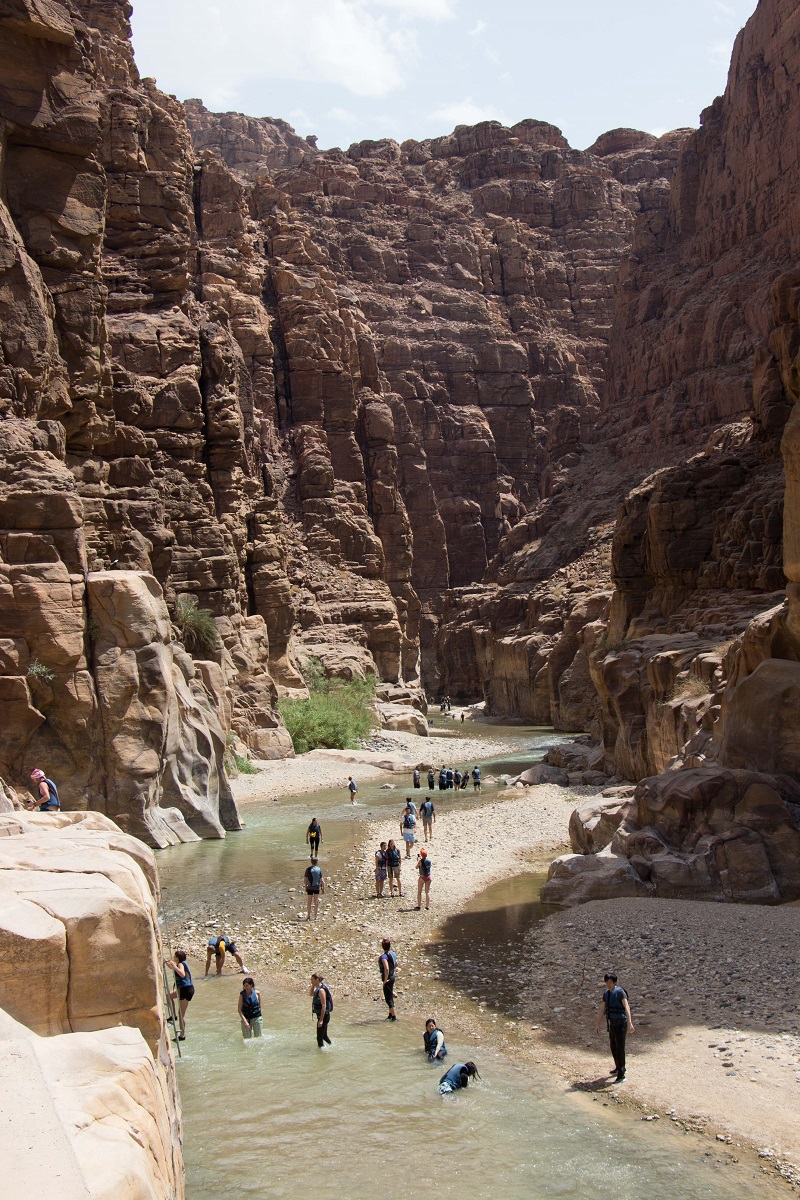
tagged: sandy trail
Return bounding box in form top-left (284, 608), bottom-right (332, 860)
top-left (173, 737), bottom-right (800, 1190)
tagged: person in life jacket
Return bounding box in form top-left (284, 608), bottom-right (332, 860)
top-left (304, 857), bottom-right (325, 920)
top-left (438, 1061), bottom-right (479, 1094)
top-left (164, 948), bottom-right (194, 1040)
top-left (386, 839), bottom-right (402, 897)
top-left (374, 841), bottom-right (388, 898)
top-left (306, 817), bottom-right (322, 856)
top-left (595, 971), bottom-right (635, 1082)
top-left (427, 768), bottom-right (435, 790)
top-left (472, 766), bottom-right (481, 791)
top-left (423, 1018), bottom-right (447, 1061)
top-left (238, 977), bottom-right (263, 1039)
top-left (310, 972), bottom-right (333, 1047)
top-left (379, 937), bottom-right (398, 1020)
top-left (401, 803), bottom-right (417, 857)
top-left (205, 934), bottom-right (246, 976)
top-left (27, 769), bottom-right (60, 812)
top-left (412, 768), bottom-right (421, 789)
top-left (416, 848), bottom-right (432, 910)
top-left (420, 796), bottom-right (435, 840)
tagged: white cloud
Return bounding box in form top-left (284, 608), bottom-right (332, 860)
top-left (468, 18), bottom-right (486, 37)
top-left (486, 47), bottom-right (500, 66)
top-left (431, 98), bottom-right (508, 128)
top-left (371, 0), bottom-right (455, 16)
top-left (327, 106), bottom-right (359, 123)
top-left (131, 0), bottom-right (451, 102)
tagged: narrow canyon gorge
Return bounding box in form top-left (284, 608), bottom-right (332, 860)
top-left (2, 0), bottom-right (800, 1193)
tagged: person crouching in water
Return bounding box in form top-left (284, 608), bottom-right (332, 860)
top-left (238, 977), bottom-right (263, 1038)
top-left (438, 1061), bottom-right (479, 1094)
top-left (424, 1018), bottom-right (447, 1061)
top-left (165, 949), bottom-right (194, 1040)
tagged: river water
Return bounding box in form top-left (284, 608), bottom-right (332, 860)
top-left (158, 723), bottom-right (782, 1199)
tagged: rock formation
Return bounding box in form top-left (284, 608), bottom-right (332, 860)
top-left (0, 809), bottom-right (184, 1197)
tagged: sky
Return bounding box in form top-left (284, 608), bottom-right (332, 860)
top-left (130, 0), bottom-right (757, 152)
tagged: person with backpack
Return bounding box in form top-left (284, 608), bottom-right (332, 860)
top-left (310, 972), bottom-right (333, 1046)
top-left (304, 858), bottom-right (325, 920)
top-left (423, 1018), bottom-right (447, 1061)
top-left (595, 971), bottom-right (635, 1081)
top-left (472, 766), bottom-right (481, 792)
top-left (165, 948), bottom-right (194, 1040)
top-left (238, 976), bottom-right (263, 1038)
top-left (400, 803), bottom-right (417, 857)
top-left (27, 769), bottom-right (60, 812)
top-left (420, 796), bottom-right (435, 841)
top-left (379, 938), bottom-right (397, 1020)
top-left (386, 839), bottom-right (402, 897)
top-left (427, 768), bottom-right (435, 790)
top-left (416, 848), bottom-right (432, 909)
top-left (306, 817), bottom-right (322, 856)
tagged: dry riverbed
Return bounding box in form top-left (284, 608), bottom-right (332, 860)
top-left (171, 742), bottom-right (800, 1191)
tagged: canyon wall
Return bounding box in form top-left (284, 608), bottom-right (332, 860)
top-left (0, 809), bottom-right (183, 1198)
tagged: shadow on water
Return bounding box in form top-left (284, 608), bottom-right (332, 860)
top-left (429, 872), bottom-right (560, 1012)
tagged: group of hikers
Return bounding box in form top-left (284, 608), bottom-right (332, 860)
top-left (166, 933), bottom-right (482, 1094)
top-left (413, 765), bottom-right (481, 792)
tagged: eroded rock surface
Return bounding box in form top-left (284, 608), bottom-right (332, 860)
top-left (0, 810), bottom-right (183, 1198)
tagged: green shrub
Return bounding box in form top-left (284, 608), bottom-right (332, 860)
top-left (173, 597), bottom-right (220, 656)
top-left (233, 752), bottom-right (258, 775)
top-left (27, 659), bottom-right (55, 684)
top-left (278, 661), bottom-right (376, 754)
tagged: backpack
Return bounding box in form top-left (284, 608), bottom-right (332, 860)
top-left (403, 813), bottom-right (415, 829)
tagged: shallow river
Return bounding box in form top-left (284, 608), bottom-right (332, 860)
top-left (158, 723), bottom-right (781, 1199)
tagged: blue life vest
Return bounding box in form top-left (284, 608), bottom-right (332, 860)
top-left (604, 986), bottom-right (628, 1024)
top-left (440, 1063), bottom-right (468, 1090)
top-left (176, 963), bottom-right (193, 990)
top-left (419, 857), bottom-right (431, 878)
top-left (241, 988), bottom-right (261, 1020)
top-left (380, 949), bottom-right (397, 981)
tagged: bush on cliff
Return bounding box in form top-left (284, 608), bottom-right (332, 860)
top-left (174, 597), bottom-right (220, 656)
top-left (278, 662), bottom-right (376, 754)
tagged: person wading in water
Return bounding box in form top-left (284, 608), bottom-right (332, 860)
top-left (379, 937), bottom-right (397, 1021)
top-left (304, 857), bottom-right (324, 920)
top-left (238, 977), bottom-right (263, 1038)
top-left (165, 949), bottom-right (194, 1040)
top-left (310, 972), bottom-right (333, 1047)
top-left (595, 971), bottom-right (634, 1082)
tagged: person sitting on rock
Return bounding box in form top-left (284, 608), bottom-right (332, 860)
top-left (205, 934), bottom-right (246, 975)
top-left (26, 769), bottom-right (60, 812)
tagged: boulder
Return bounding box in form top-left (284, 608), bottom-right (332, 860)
top-left (541, 850), bottom-right (651, 906)
top-left (569, 797), bottom-right (631, 854)
top-left (516, 764), bottom-right (569, 787)
top-left (377, 702), bottom-right (429, 736)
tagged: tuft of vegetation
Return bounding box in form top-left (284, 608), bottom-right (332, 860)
top-left (278, 658), bottom-right (376, 755)
top-left (86, 616), bottom-right (100, 643)
top-left (595, 633), bottom-right (627, 656)
top-left (669, 675), bottom-right (713, 702)
top-left (27, 659), bottom-right (56, 684)
top-left (174, 597), bottom-right (220, 657)
top-left (233, 752), bottom-right (258, 775)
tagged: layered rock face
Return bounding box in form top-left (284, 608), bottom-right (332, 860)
top-left (0, 810), bottom-right (183, 1198)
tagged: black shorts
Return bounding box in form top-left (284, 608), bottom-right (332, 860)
top-left (306, 887), bottom-right (320, 895)
top-left (210, 942), bottom-right (238, 955)
top-left (177, 985), bottom-right (195, 1002)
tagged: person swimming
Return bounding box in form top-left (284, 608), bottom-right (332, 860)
top-left (438, 1061), bottom-right (480, 1094)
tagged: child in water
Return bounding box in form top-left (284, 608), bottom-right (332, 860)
top-left (438, 1061), bottom-right (480, 1095)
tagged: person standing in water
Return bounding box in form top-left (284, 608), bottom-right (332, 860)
top-left (379, 938), bottom-right (397, 1021)
top-left (205, 935), bottom-right (246, 975)
top-left (427, 768), bottom-right (435, 790)
top-left (374, 841), bottom-right (388, 897)
top-left (438, 1061), bottom-right (479, 1094)
top-left (347, 776), bottom-right (357, 803)
top-left (304, 857), bottom-right (325, 920)
top-left (413, 768), bottom-right (421, 789)
top-left (27, 769), bottom-right (60, 811)
top-left (165, 949), bottom-right (194, 1040)
top-left (595, 972), bottom-right (634, 1081)
top-left (416, 848), bottom-right (431, 909)
top-left (238, 976), bottom-right (263, 1038)
top-left (472, 766), bottom-right (481, 792)
top-left (420, 795), bottom-right (435, 841)
top-left (460, 769), bottom-right (469, 791)
top-left (310, 972), bottom-right (333, 1047)
top-left (306, 817), bottom-right (322, 856)
top-left (386, 839), bottom-right (402, 896)
top-left (423, 1018), bottom-right (447, 1061)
